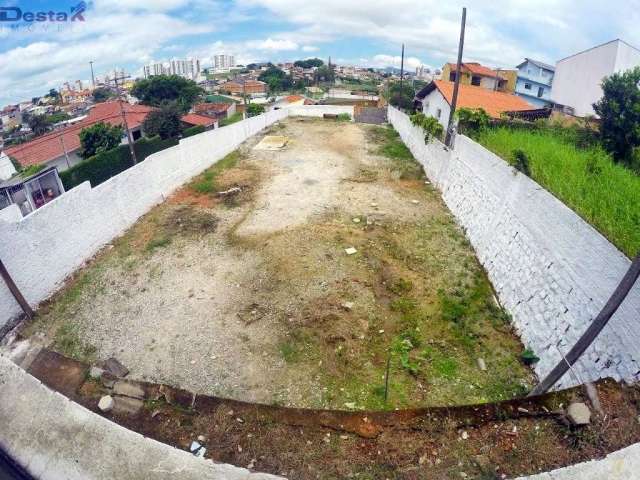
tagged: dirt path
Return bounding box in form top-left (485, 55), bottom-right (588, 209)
top-left (24, 118), bottom-right (535, 409)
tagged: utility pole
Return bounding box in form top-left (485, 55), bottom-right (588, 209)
top-left (89, 61), bottom-right (95, 88)
top-left (399, 43), bottom-right (405, 95)
top-left (0, 259), bottom-right (33, 320)
top-left (446, 6), bottom-right (467, 147)
top-left (60, 134), bottom-right (71, 169)
top-left (112, 74), bottom-right (138, 165)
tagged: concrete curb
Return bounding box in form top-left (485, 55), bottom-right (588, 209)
top-left (0, 356), bottom-right (283, 480)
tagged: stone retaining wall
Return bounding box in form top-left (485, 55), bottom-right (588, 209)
top-left (388, 106), bottom-right (640, 388)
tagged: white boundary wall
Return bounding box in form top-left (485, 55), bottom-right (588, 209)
top-left (0, 106), bottom-right (353, 332)
top-left (388, 106), bottom-right (640, 388)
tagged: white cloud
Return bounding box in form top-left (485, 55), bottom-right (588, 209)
top-left (302, 45), bottom-right (319, 52)
top-left (368, 54), bottom-right (427, 70)
top-left (245, 37), bottom-right (299, 51)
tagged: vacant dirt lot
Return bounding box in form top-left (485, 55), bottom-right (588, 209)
top-left (28, 117), bottom-right (535, 409)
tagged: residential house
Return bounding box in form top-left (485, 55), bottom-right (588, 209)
top-left (414, 80), bottom-right (533, 130)
top-left (3, 101), bottom-right (154, 172)
top-left (514, 58), bottom-right (555, 108)
top-left (551, 39), bottom-right (640, 117)
top-left (193, 102), bottom-right (237, 120)
top-left (1, 105), bottom-right (22, 132)
top-left (441, 62), bottom-right (516, 93)
top-left (181, 113), bottom-right (218, 130)
top-left (218, 79), bottom-right (267, 96)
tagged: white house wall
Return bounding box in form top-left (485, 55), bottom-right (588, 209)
top-left (388, 105), bottom-right (640, 389)
top-left (0, 106), bottom-right (354, 334)
top-left (421, 89), bottom-right (451, 130)
top-left (551, 40), bottom-right (640, 117)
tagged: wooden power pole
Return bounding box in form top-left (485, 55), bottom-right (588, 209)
top-left (0, 259), bottom-right (33, 320)
top-left (112, 74), bottom-right (138, 165)
top-left (446, 6), bottom-right (467, 147)
top-left (529, 253), bottom-right (640, 396)
top-left (399, 43), bottom-right (405, 95)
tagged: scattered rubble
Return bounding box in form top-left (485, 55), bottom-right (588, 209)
top-left (567, 402), bottom-right (591, 426)
top-left (98, 358), bottom-right (129, 378)
top-left (97, 395), bottom-right (114, 412)
top-left (113, 380), bottom-right (145, 400)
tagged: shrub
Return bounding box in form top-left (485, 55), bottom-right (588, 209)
top-left (593, 66), bottom-right (640, 167)
top-left (79, 122), bottom-right (124, 159)
top-left (511, 149), bottom-right (531, 176)
top-left (410, 112), bottom-right (444, 142)
top-left (182, 125), bottom-right (205, 138)
top-left (246, 103), bottom-right (265, 117)
top-left (456, 107), bottom-right (490, 135)
top-left (336, 113), bottom-right (351, 121)
top-left (60, 136), bottom-right (178, 189)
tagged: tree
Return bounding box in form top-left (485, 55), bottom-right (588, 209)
top-left (258, 67), bottom-right (292, 93)
top-left (131, 75), bottom-right (203, 112)
top-left (246, 103), bottom-right (265, 117)
top-left (79, 122), bottom-right (124, 158)
top-left (388, 81), bottom-right (414, 111)
top-left (24, 113), bottom-right (50, 136)
top-left (142, 103), bottom-right (182, 139)
top-left (92, 87), bottom-right (114, 103)
top-left (314, 65), bottom-right (335, 83)
top-left (294, 58), bottom-right (323, 69)
top-left (593, 66), bottom-right (640, 167)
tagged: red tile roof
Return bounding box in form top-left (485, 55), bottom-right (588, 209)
top-left (4, 101), bottom-right (154, 167)
top-left (447, 62), bottom-right (499, 78)
top-left (193, 103), bottom-right (232, 114)
top-left (283, 95), bottom-right (304, 103)
top-left (432, 80), bottom-right (532, 118)
top-left (181, 113), bottom-right (217, 127)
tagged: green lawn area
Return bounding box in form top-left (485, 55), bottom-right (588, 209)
top-left (475, 127), bottom-right (640, 258)
top-left (219, 112), bottom-right (243, 127)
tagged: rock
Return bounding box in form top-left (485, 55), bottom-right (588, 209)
top-left (567, 402), bottom-right (591, 425)
top-left (341, 302), bottom-right (354, 311)
top-left (89, 366), bottom-right (104, 379)
top-left (411, 200), bottom-right (419, 204)
top-left (113, 380), bottom-right (145, 400)
top-left (476, 358), bottom-right (487, 371)
top-left (112, 396), bottom-right (144, 415)
top-left (352, 218), bottom-right (360, 223)
top-left (101, 376), bottom-right (116, 389)
top-left (100, 357), bottom-right (129, 378)
top-left (461, 431), bottom-right (469, 440)
top-left (98, 395), bottom-right (114, 412)
top-left (345, 247), bottom-right (358, 255)
top-left (370, 202), bottom-right (378, 207)
top-left (197, 435), bottom-right (207, 443)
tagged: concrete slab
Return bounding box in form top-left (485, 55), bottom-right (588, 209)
top-left (253, 135), bottom-right (288, 150)
top-left (0, 356), bottom-right (284, 480)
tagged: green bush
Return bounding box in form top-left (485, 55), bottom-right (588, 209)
top-left (60, 136), bottom-right (178, 189)
top-left (410, 112), bottom-right (444, 142)
top-left (511, 149), bottom-right (531, 176)
top-left (456, 107), bottom-right (490, 135)
top-left (336, 113), bottom-right (351, 121)
top-left (182, 125), bottom-right (206, 138)
top-left (219, 112), bottom-right (243, 127)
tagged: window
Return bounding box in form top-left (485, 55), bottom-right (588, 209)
top-left (524, 83), bottom-right (532, 90)
top-left (436, 108), bottom-right (442, 119)
top-left (537, 86), bottom-right (544, 98)
top-left (449, 72), bottom-right (457, 82)
top-left (471, 75), bottom-right (481, 86)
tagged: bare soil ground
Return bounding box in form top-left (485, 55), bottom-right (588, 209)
top-left (25, 118), bottom-right (535, 409)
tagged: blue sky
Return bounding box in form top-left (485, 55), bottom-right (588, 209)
top-left (1, 0), bottom-right (640, 105)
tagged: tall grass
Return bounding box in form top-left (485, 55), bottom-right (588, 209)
top-left (475, 127), bottom-right (640, 258)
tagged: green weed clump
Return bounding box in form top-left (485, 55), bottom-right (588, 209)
top-left (476, 127), bottom-right (640, 257)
